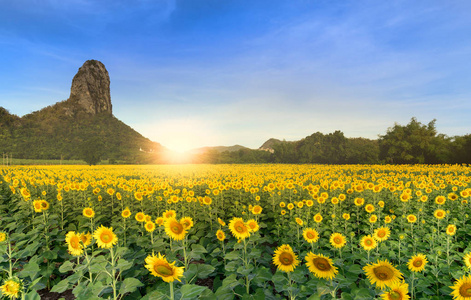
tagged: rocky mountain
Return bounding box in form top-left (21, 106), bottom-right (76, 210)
top-left (70, 60), bottom-right (112, 115)
top-left (0, 60), bottom-right (163, 163)
top-left (259, 138), bottom-right (282, 153)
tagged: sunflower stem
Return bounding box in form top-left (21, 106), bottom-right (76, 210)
top-left (170, 281), bottom-right (174, 300)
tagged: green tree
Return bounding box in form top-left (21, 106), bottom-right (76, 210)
top-left (379, 118), bottom-right (439, 164)
top-left (81, 137), bottom-right (104, 165)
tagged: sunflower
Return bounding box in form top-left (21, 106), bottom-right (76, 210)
top-left (216, 229), bottom-right (226, 241)
top-left (272, 244), bottom-right (299, 273)
top-left (295, 218), bottom-right (304, 226)
top-left (164, 217), bottom-right (187, 241)
top-left (434, 209), bottom-right (446, 220)
top-left (287, 203), bottom-right (294, 210)
top-left (145, 221), bottom-right (156, 232)
top-left (39, 200), bottom-right (49, 210)
top-left (93, 226), bottom-right (118, 249)
top-left (354, 198), bottom-right (365, 206)
top-left (407, 215), bottom-right (417, 223)
top-left (246, 219), bottom-right (260, 233)
top-left (0, 232), bottom-right (6, 243)
top-left (365, 204), bottom-right (375, 213)
top-left (203, 196), bottom-right (212, 205)
top-left (0, 277), bottom-right (21, 299)
top-left (369, 215), bottom-right (378, 224)
top-left (279, 202), bottom-right (286, 208)
top-left (228, 217), bottom-right (250, 240)
top-left (218, 218), bottom-right (226, 227)
top-left (373, 227), bottom-right (391, 242)
top-left (330, 233), bottom-right (347, 249)
top-left (135, 212), bottom-right (146, 223)
top-left (155, 217), bottom-right (165, 226)
top-left (313, 213), bottom-right (323, 223)
top-left (363, 259), bottom-right (403, 290)
top-left (435, 195), bottom-right (446, 205)
top-left (20, 188), bottom-right (31, 199)
top-left (134, 192), bottom-right (143, 201)
top-left (305, 252), bottom-right (338, 280)
top-left (33, 200), bottom-right (42, 213)
top-left (360, 235), bottom-right (377, 251)
top-left (450, 275), bottom-right (471, 300)
top-left (381, 282), bottom-right (410, 300)
top-left (384, 216), bottom-right (392, 224)
top-left (121, 208), bottom-right (131, 218)
top-left (162, 210), bottom-right (177, 219)
top-left (446, 224), bottom-right (457, 236)
top-left (462, 253), bottom-right (471, 270)
top-left (342, 213), bottom-right (350, 220)
top-left (65, 231), bottom-right (83, 256)
top-left (252, 205), bottom-right (262, 215)
top-left (303, 228), bottom-right (319, 244)
top-left (145, 253), bottom-right (184, 282)
top-left (80, 232), bottom-right (92, 247)
top-left (407, 254), bottom-right (428, 272)
top-left (180, 217), bottom-right (194, 230)
top-left (83, 207), bottom-right (95, 218)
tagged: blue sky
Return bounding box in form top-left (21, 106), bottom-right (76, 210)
top-left (1, 0), bottom-right (471, 151)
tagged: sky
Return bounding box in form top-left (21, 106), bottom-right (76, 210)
top-left (1, 0), bottom-right (471, 152)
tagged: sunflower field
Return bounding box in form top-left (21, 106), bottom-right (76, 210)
top-left (0, 164), bottom-right (470, 300)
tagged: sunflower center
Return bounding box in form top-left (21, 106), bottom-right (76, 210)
top-left (154, 264), bottom-right (173, 277)
top-left (389, 291), bottom-right (401, 300)
top-left (459, 282), bottom-right (471, 296)
top-left (334, 237), bottom-right (342, 244)
top-left (279, 252), bottom-right (294, 265)
top-left (413, 260), bottom-right (423, 267)
top-left (313, 258), bottom-right (331, 271)
top-left (235, 223), bottom-right (246, 233)
top-left (171, 223), bottom-right (183, 234)
top-left (70, 237), bottom-right (80, 248)
top-left (378, 231), bottom-right (386, 238)
top-left (365, 239), bottom-right (373, 246)
top-left (373, 266), bottom-right (393, 281)
top-left (307, 232), bottom-right (315, 239)
top-left (101, 233), bottom-right (111, 243)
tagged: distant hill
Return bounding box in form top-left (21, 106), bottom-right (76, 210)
top-left (0, 60), bottom-right (164, 164)
top-left (189, 145), bottom-right (249, 155)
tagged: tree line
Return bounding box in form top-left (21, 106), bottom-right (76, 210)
top-left (196, 118), bottom-right (471, 165)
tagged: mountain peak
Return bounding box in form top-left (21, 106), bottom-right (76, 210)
top-left (69, 60), bottom-right (112, 115)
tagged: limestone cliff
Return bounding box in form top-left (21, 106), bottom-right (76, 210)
top-left (69, 60), bottom-right (112, 114)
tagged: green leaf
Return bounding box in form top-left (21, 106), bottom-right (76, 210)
top-left (180, 284), bottom-right (209, 300)
top-left (225, 251), bottom-right (240, 260)
top-left (141, 290), bottom-right (168, 300)
top-left (348, 264), bottom-right (363, 274)
top-left (191, 244), bottom-right (207, 254)
top-left (236, 264), bottom-right (254, 277)
top-left (225, 261), bottom-right (239, 272)
top-left (116, 258), bottom-right (133, 272)
top-left (50, 278), bottom-right (70, 293)
top-left (23, 290), bottom-right (41, 300)
top-left (18, 260), bottom-right (41, 281)
top-left (184, 264), bottom-right (198, 283)
top-left (119, 277), bottom-right (144, 296)
top-left (59, 261), bottom-right (75, 273)
top-left (196, 264), bottom-right (215, 279)
top-left (42, 250), bottom-right (57, 260)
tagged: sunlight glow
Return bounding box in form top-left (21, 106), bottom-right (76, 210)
top-left (149, 118), bottom-right (218, 153)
